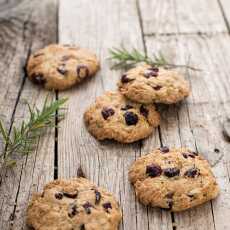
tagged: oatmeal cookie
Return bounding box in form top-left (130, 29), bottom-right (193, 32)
top-left (118, 65), bottom-right (190, 104)
top-left (27, 177), bottom-right (122, 230)
top-left (84, 91), bottom-right (160, 143)
top-left (27, 44), bottom-right (100, 90)
top-left (129, 147), bottom-right (219, 211)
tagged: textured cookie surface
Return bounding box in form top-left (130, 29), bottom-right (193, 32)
top-left (27, 178), bottom-right (121, 230)
top-left (118, 65), bottom-right (190, 104)
top-left (84, 91), bottom-right (160, 143)
top-left (129, 147), bottom-right (219, 212)
top-left (27, 44), bottom-right (100, 90)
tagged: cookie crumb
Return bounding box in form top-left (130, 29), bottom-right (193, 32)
top-left (77, 166), bottom-right (86, 178)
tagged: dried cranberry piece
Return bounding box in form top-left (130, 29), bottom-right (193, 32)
top-left (163, 168), bottom-right (180, 177)
top-left (68, 203), bottom-right (78, 218)
top-left (121, 104), bottom-right (133, 110)
top-left (184, 167), bottom-right (200, 178)
top-left (95, 190), bottom-right (101, 204)
top-left (101, 107), bottom-right (115, 120)
top-left (121, 74), bottom-right (134, 83)
top-left (77, 64), bottom-right (89, 78)
top-left (159, 146), bottom-right (169, 153)
top-left (83, 202), bottom-right (93, 214)
top-left (80, 224), bottom-right (85, 230)
top-left (190, 151), bottom-right (198, 156)
top-left (144, 69), bottom-right (158, 78)
top-left (124, 111), bottom-right (138, 125)
top-left (55, 192), bottom-right (63, 200)
top-left (140, 105), bottom-right (149, 118)
top-left (57, 65), bottom-right (68, 75)
top-left (182, 153), bottom-right (188, 159)
top-left (63, 190), bottom-right (78, 199)
top-left (182, 152), bottom-right (195, 158)
top-left (103, 202), bottom-right (112, 213)
top-left (187, 193), bottom-right (195, 198)
top-left (153, 85), bottom-right (162, 90)
top-left (31, 73), bottom-right (46, 85)
top-left (146, 164), bottom-right (162, 177)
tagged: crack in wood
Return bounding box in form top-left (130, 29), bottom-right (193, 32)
top-left (5, 41), bottom-right (33, 227)
top-left (217, 0), bottom-right (230, 34)
top-left (144, 31), bottom-right (229, 37)
top-left (136, 0), bottom-right (147, 54)
top-left (54, 91), bottom-right (59, 179)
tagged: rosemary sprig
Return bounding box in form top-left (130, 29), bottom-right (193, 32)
top-left (0, 96), bottom-right (68, 168)
top-left (108, 46), bottom-right (201, 71)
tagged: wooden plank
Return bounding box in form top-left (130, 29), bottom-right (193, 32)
top-left (145, 33), bottom-right (230, 230)
top-left (58, 0), bottom-right (172, 229)
top-left (0, 0), bottom-right (57, 229)
top-left (138, 0), bottom-right (227, 35)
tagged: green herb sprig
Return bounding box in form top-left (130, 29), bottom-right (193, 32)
top-left (108, 47), bottom-right (201, 71)
top-left (0, 96), bottom-right (67, 168)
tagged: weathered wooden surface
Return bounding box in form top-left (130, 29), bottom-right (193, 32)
top-left (0, 0), bottom-right (57, 229)
top-left (0, 0), bottom-right (230, 229)
top-left (138, 0), bottom-right (227, 35)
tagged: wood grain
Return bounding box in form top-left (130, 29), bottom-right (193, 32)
top-left (145, 33), bottom-right (230, 230)
top-left (138, 0), bottom-right (227, 35)
top-left (0, 0), bottom-right (57, 229)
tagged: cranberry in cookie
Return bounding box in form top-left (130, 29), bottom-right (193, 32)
top-left (84, 91), bottom-right (160, 143)
top-left (27, 178), bottom-right (121, 230)
top-left (129, 147), bottom-right (219, 211)
top-left (27, 44), bottom-right (100, 90)
top-left (118, 64), bottom-right (190, 104)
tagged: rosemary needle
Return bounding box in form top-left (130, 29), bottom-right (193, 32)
top-left (108, 46), bottom-right (201, 71)
top-left (0, 96), bottom-right (68, 168)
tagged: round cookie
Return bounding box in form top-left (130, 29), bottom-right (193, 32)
top-left (27, 177), bottom-right (122, 230)
top-left (84, 91), bottom-right (160, 143)
top-left (129, 147), bottom-right (219, 212)
top-left (118, 64), bottom-right (190, 104)
top-left (27, 44), bottom-right (100, 90)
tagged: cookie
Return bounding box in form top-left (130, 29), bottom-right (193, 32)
top-left (84, 91), bottom-right (160, 143)
top-left (129, 147), bottom-right (219, 212)
top-left (27, 44), bottom-right (100, 90)
top-left (118, 64), bottom-right (190, 104)
top-left (27, 177), bottom-right (122, 230)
